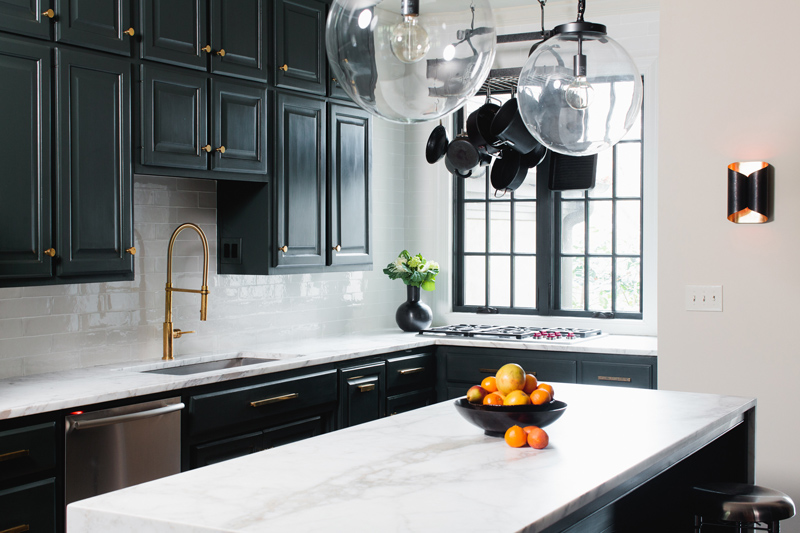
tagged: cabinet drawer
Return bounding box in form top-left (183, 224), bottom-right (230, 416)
top-left (0, 422), bottom-right (56, 485)
top-left (339, 362), bottom-right (385, 428)
top-left (386, 352), bottom-right (435, 394)
top-left (446, 352), bottom-right (577, 384)
top-left (0, 478), bottom-right (56, 533)
top-left (387, 389), bottom-right (435, 417)
top-left (581, 361), bottom-right (652, 389)
top-left (189, 369), bottom-right (337, 437)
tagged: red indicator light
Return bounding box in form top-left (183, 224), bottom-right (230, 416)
top-left (69, 411), bottom-right (83, 415)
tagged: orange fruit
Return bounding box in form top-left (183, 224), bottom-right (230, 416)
top-left (481, 376), bottom-right (498, 393)
top-left (504, 425), bottom-right (527, 448)
top-left (522, 374), bottom-right (539, 394)
top-left (483, 392), bottom-right (505, 406)
top-left (496, 363), bottom-right (526, 394)
top-left (537, 383), bottom-right (554, 399)
top-left (530, 388), bottom-right (551, 405)
top-left (525, 426), bottom-right (549, 449)
top-left (504, 390), bottom-right (532, 406)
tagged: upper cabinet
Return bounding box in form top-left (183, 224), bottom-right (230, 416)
top-left (141, 0), bottom-right (268, 82)
top-left (274, 0), bottom-right (326, 95)
top-left (0, 0), bottom-right (53, 39)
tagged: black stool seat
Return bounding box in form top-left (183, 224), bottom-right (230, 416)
top-left (692, 482), bottom-right (796, 523)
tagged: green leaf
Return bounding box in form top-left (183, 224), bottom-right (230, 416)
top-left (421, 280), bottom-right (436, 291)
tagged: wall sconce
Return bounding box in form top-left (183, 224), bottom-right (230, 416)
top-left (727, 161), bottom-right (771, 223)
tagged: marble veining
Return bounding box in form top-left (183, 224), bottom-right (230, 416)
top-left (0, 332), bottom-right (656, 420)
top-left (67, 383), bottom-right (751, 533)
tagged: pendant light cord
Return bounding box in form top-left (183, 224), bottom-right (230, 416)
top-left (577, 0), bottom-right (585, 22)
top-left (537, 0), bottom-right (546, 33)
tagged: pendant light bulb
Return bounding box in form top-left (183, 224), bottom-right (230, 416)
top-left (565, 75), bottom-right (593, 110)
top-left (390, 14), bottom-right (430, 63)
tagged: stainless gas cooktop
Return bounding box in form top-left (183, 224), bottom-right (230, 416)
top-left (417, 324), bottom-right (604, 343)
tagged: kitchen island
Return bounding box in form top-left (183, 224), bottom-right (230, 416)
top-left (67, 383), bottom-right (754, 532)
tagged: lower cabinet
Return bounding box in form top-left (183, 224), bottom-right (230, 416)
top-left (338, 361), bottom-right (385, 428)
top-left (0, 478), bottom-right (57, 533)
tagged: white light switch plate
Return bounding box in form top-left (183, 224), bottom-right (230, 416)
top-left (685, 285), bottom-right (723, 312)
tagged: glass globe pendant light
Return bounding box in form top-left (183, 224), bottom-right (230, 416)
top-left (326, 0), bottom-right (496, 123)
top-left (517, 0), bottom-right (642, 156)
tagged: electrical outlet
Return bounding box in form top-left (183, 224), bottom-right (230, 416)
top-left (685, 285), bottom-right (723, 312)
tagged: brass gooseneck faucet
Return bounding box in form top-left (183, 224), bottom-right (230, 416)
top-left (163, 223), bottom-right (210, 360)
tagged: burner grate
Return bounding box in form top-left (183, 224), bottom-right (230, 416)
top-left (418, 324), bottom-right (602, 341)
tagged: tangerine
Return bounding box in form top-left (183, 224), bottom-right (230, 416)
top-left (481, 376), bottom-right (498, 393)
top-left (525, 426), bottom-right (549, 449)
top-left (483, 392), bottom-right (505, 406)
top-left (504, 425), bottom-right (527, 448)
top-left (530, 388), bottom-right (551, 405)
top-left (496, 363), bottom-right (526, 395)
top-left (537, 383), bottom-right (554, 399)
top-left (504, 390), bottom-right (532, 406)
top-left (522, 373), bottom-right (539, 394)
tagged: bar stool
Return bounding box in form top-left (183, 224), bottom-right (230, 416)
top-left (691, 482), bottom-right (795, 532)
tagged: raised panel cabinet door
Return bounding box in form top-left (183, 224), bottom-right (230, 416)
top-left (275, 93), bottom-right (326, 268)
top-left (274, 0), bottom-right (325, 95)
top-left (0, 0), bottom-right (53, 39)
top-left (211, 79), bottom-right (268, 178)
top-left (56, 48), bottom-right (133, 277)
top-left (55, 0), bottom-right (133, 56)
top-left (0, 37), bottom-right (52, 282)
top-left (328, 104), bottom-right (371, 267)
top-left (141, 0), bottom-right (207, 71)
top-left (210, 0), bottom-right (268, 82)
top-left (141, 64), bottom-right (209, 170)
top-left (0, 478), bottom-right (56, 533)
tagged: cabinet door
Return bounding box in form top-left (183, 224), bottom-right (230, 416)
top-left (56, 49), bottom-right (133, 277)
top-left (275, 93), bottom-right (326, 268)
top-left (0, 0), bottom-right (52, 39)
top-left (0, 38), bottom-right (53, 282)
top-left (55, 0), bottom-right (133, 56)
top-left (328, 104), bottom-right (371, 267)
top-left (210, 0), bottom-right (268, 82)
top-left (0, 478), bottom-right (56, 533)
top-left (141, 64), bottom-right (209, 170)
top-left (140, 0), bottom-right (208, 70)
top-left (211, 79), bottom-right (268, 177)
top-left (274, 0), bottom-right (325, 95)
top-left (339, 362), bottom-right (385, 428)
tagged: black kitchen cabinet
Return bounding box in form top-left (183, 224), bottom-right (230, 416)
top-left (385, 349), bottom-right (436, 416)
top-left (274, 0), bottom-right (326, 95)
top-left (141, 0), bottom-right (268, 82)
top-left (0, 0), bottom-right (53, 39)
top-left (339, 361), bottom-right (385, 428)
top-left (55, 0), bottom-right (134, 56)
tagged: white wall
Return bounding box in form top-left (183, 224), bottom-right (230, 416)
top-left (658, 1), bottom-right (800, 529)
top-left (0, 120), bottom-right (408, 379)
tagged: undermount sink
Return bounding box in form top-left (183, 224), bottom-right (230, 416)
top-left (143, 357), bottom-right (278, 376)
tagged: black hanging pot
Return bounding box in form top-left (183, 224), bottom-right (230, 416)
top-left (425, 123), bottom-right (449, 164)
top-left (467, 101), bottom-right (501, 156)
top-left (490, 150), bottom-right (528, 193)
top-left (519, 142), bottom-right (548, 169)
top-left (446, 133), bottom-right (480, 173)
top-left (491, 98), bottom-right (541, 155)
top-left (445, 155), bottom-right (472, 178)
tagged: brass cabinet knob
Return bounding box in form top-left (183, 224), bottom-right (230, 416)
top-left (123, 27), bottom-right (135, 36)
top-left (332, 245), bottom-right (341, 252)
top-left (42, 8), bottom-right (55, 18)
top-left (44, 248), bottom-right (56, 257)
top-left (215, 146), bottom-right (226, 153)
top-left (201, 144), bottom-right (212, 152)
top-left (332, 77), bottom-right (337, 82)
top-left (216, 48), bottom-right (226, 57)
top-left (201, 44), bottom-right (212, 53)
top-left (279, 245), bottom-right (288, 253)
top-left (126, 247), bottom-right (136, 255)
top-left (279, 64), bottom-right (288, 71)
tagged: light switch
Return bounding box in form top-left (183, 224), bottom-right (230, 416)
top-left (685, 285), bottom-right (723, 312)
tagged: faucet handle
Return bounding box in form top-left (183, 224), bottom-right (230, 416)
top-left (173, 329), bottom-right (195, 339)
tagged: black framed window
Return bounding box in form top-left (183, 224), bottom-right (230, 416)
top-left (453, 91), bottom-right (644, 319)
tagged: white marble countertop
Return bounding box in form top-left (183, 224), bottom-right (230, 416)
top-left (0, 331), bottom-right (656, 420)
top-left (67, 383), bottom-right (751, 533)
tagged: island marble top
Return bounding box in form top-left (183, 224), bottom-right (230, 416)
top-left (0, 331), bottom-right (655, 420)
top-left (67, 383), bottom-right (751, 533)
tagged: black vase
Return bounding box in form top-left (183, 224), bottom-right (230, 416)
top-left (395, 285), bottom-right (433, 332)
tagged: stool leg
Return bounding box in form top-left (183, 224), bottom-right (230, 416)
top-left (694, 515), bottom-right (702, 533)
top-left (771, 521), bottom-right (780, 533)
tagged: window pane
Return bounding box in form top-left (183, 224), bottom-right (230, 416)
top-left (616, 257), bottom-right (640, 312)
top-left (588, 257), bottom-right (612, 311)
top-left (561, 189), bottom-right (584, 199)
top-left (514, 202), bottom-right (536, 253)
top-left (465, 175), bottom-right (486, 199)
top-left (615, 200), bottom-right (641, 255)
top-left (560, 256), bottom-right (584, 310)
top-left (514, 256), bottom-right (536, 308)
top-left (589, 149), bottom-right (613, 198)
top-left (488, 256), bottom-right (511, 307)
top-left (489, 202), bottom-right (511, 253)
top-left (561, 201), bottom-right (585, 254)
top-left (464, 202), bottom-right (486, 253)
top-left (616, 142), bottom-right (641, 197)
top-left (513, 170), bottom-right (537, 199)
top-left (588, 200), bottom-right (612, 255)
top-left (464, 256), bottom-right (486, 306)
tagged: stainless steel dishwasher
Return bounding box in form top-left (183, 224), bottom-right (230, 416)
top-left (65, 397), bottom-right (184, 504)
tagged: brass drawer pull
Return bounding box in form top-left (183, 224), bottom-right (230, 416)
top-left (332, 245), bottom-right (341, 252)
top-left (0, 449), bottom-right (29, 463)
top-left (201, 44), bottom-right (212, 53)
top-left (279, 64), bottom-right (288, 71)
top-left (479, 368), bottom-right (498, 374)
top-left (216, 48), bottom-right (226, 57)
top-left (202, 144), bottom-right (212, 153)
top-left (398, 367), bottom-right (424, 375)
top-left (250, 393), bottom-right (298, 408)
top-left (598, 376), bottom-right (631, 383)
top-left (358, 383), bottom-right (375, 393)
top-left (123, 27), bottom-right (135, 36)
top-left (279, 245), bottom-right (288, 253)
top-left (126, 247), bottom-right (136, 255)
top-left (1, 525), bottom-right (30, 533)
top-left (44, 248), bottom-right (56, 257)
top-left (42, 9), bottom-right (54, 18)
top-left (216, 146), bottom-right (226, 153)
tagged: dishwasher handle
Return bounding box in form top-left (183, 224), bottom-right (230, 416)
top-left (67, 402), bottom-right (185, 433)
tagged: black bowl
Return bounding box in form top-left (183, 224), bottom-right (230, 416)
top-left (454, 398), bottom-right (567, 437)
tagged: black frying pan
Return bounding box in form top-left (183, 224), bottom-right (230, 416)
top-left (490, 150), bottom-right (528, 193)
top-left (425, 123), bottom-right (449, 164)
top-left (446, 133), bottom-right (480, 173)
